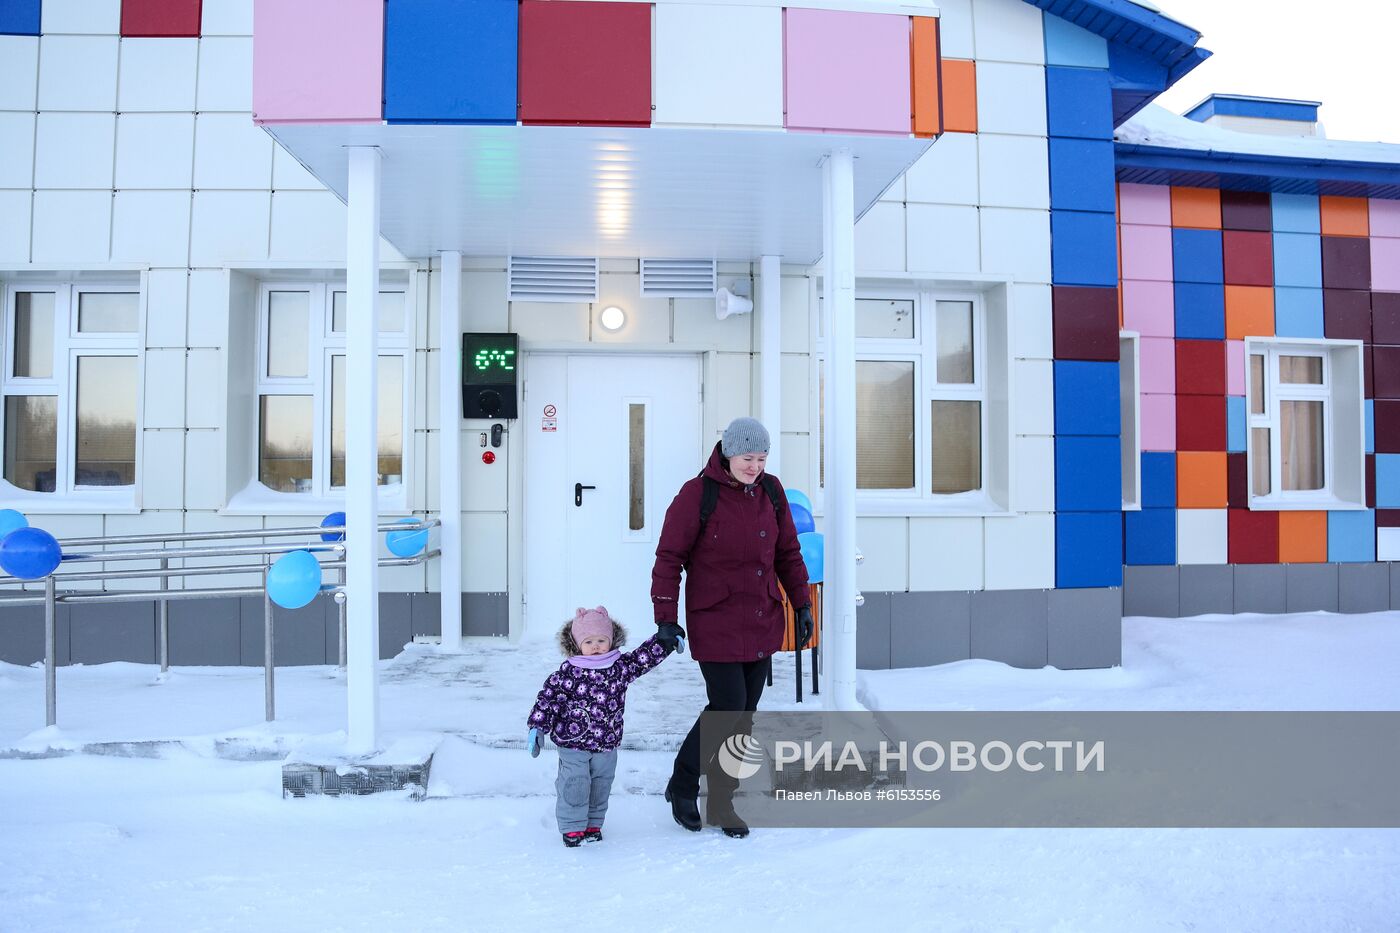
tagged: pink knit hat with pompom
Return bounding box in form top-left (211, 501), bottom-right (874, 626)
top-left (571, 606), bottom-right (613, 643)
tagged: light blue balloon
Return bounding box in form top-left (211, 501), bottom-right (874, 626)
top-left (267, 549), bottom-right (323, 610)
top-left (789, 503), bottom-right (816, 535)
top-left (785, 489), bottom-right (813, 515)
top-left (0, 527), bottom-right (62, 580)
top-left (386, 517), bottom-right (429, 558)
top-left (320, 511), bottom-right (346, 543)
top-left (0, 509), bottom-right (28, 540)
top-left (797, 531), bottom-right (824, 583)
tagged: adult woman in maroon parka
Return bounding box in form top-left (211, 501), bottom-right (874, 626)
top-left (651, 417), bottom-right (813, 838)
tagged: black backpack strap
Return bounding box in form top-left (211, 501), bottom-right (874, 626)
top-left (697, 473), bottom-right (720, 534)
top-left (759, 474), bottom-right (783, 526)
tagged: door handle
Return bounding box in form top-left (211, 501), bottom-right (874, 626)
top-left (574, 483), bottom-right (597, 506)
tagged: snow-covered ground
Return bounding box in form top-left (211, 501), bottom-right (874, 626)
top-left (2, 611), bottom-right (1398, 932)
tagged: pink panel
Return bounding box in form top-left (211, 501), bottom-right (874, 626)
top-left (1122, 280), bottom-right (1174, 337)
top-left (1118, 184), bottom-right (1171, 226)
top-left (1139, 336), bottom-right (1176, 394)
top-left (1119, 224), bottom-right (1174, 281)
top-left (253, 0), bottom-right (384, 124)
top-left (1226, 339), bottom-right (1245, 396)
top-left (784, 9), bottom-right (911, 135)
top-left (1370, 198), bottom-right (1400, 238)
top-left (1372, 237), bottom-right (1400, 291)
top-left (1140, 393), bottom-right (1177, 452)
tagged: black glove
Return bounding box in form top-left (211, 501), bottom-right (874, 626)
top-left (656, 622), bottom-right (685, 654)
top-left (795, 606), bottom-right (814, 649)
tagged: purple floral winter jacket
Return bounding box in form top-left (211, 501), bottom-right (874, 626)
top-left (527, 637), bottom-right (670, 752)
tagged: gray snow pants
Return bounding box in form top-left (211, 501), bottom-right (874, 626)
top-left (555, 747), bottom-right (618, 833)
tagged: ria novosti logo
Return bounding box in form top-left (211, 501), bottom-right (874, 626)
top-left (716, 733), bottom-right (765, 780)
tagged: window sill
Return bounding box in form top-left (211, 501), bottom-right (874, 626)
top-left (829, 493), bottom-right (1014, 518)
top-left (222, 481), bottom-right (412, 517)
top-left (1248, 495), bottom-right (1368, 511)
top-left (0, 482), bottom-right (139, 515)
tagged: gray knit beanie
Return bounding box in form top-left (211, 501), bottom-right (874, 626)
top-left (721, 417), bottom-right (770, 457)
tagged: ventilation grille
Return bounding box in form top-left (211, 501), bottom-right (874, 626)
top-left (641, 259), bottom-right (718, 298)
top-left (508, 257), bottom-right (599, 303)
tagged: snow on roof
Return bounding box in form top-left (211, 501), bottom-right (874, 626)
top-left (1117, 103), bottom-right (1400, 165)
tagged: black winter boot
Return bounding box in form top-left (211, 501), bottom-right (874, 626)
top-left (665, 782), bottom-right (702, 832)
top-left (705, 801), bottom-right (750, 839)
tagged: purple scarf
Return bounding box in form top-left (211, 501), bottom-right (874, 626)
top-left (566, 649), bottom-right (620, 670)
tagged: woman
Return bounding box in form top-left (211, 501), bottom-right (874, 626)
top-left (651, 416), bottom-right (813, 838)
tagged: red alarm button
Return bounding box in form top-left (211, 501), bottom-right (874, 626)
top-left (482, 451), bottom-right (496, 465)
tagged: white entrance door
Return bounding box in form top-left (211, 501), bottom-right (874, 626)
top-left (524, 354), bottom-right (702, 639)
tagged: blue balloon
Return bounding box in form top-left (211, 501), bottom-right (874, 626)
top-left (789, 503), bottom-right (816, 535)
top-left (0, 527), bottom-right (62, 580)
top-left (385, 517), bottom-right (429, 558)
top-left (267, 549), bottom-right (323, 610)
top-left (320, 511), bottom-right (346, 543)
top-left (797, 532), bottom-right (824, 584)
top-left (785, 489), bottom-right (813, 515)
top-left (0, 509), bottom-right (28, 540)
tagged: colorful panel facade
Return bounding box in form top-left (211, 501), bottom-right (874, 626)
top-left (783, 8), bottom-right (912, 135)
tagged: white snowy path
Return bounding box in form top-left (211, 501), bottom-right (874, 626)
top-left (2, 611), bottom-right (1398, 932)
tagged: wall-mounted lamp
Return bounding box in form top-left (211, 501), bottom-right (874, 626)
top-left (599, 305), bottom-right (627, 331)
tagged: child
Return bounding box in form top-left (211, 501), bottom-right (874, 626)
top-left (527, 606), bottom-right (675, 847)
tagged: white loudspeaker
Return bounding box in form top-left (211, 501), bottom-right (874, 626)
top-left (715, 287), bottom-right (754, 320)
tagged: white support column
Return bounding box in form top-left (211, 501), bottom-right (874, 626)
top-left (437, 251), bottom-right (463, 653)
top-left (759, 254), bottom-right (782, 476)
top-left (823, 149), bottom-right (859, 711)
top-left (346, 146), bottom-right (383, 754)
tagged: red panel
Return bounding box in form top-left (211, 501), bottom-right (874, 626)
top-left (1176, 394), bottom-right (1226, 451)
top-left (1372, 346), bottom-right (1400, 399)
top-left (121, 0), bottom-right (202, 37)
top-left (1367, 454), bottom-right (1377, 509)
top-left (1323, 289), bottom-right (1372, 341)
top-left (1227, 452), bottom-right (1247, 508)
top-left (1376, 507), bottom-right (1400, 528)
top-left (1174, 339), bottom-right (1226, 396)
top-left (1221, 230), bottom-right (1272, 286)
top-left (1219, 190), bottom-right (1272, 232)
top-left (1372, 292), bottom-right (1400, 344)
top-left (1374, 400), bottom-right (1400, 453)
top-left (1322, 235), bottom-right (1371, 289)
top-left (1052, 286), bottom-right (1118, 361)
top-left (1228, 509), bottom-right (1278, 564)
top-left (519, 0), bottom-right (651, 126)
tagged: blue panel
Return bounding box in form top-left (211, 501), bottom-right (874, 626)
top-left (1226, 396), bottom-right (1246, 452)
top-left (1141, 451), bottom-right (1176, 507)
top-left (1171, 228), bottom-right (1223, 284)
top-left (1124, 508), bottom-right (1175, 565)
top-left (1054, 361), bottom-right (1120, 435)
top-left (0, 0), bottom-right (41, 34)
top-left (1272, 193), bottom-right (1321, 234)
top-left (1043, 13), bottom-right (1108, 68)
top-left (1051, 210), bottom-right (1119, 286)
top-left (384, 0), bottom-right (519, 124)
top-left (1055, 436), bottom-right (1122, 511)
top-left (1367, 399), bottom-right (1375, 455)
top-left (1327, 509), bottom-right (1375, 563)
top-left (1273, 287), bottom-right (1325, 338)
top-left (1376, 454), bottom-right (1400, 508)
top-left (1272, 233), bottom-right (1322, 288)
top-left (1048, 138), bottom-right (1116, 213)
top-left (1056, 511), bottom-right (1124, 588)
top-left (1173, 282), bottom-right (1225, 340)
top-left (1045, 66), bottom-right (1113, 140)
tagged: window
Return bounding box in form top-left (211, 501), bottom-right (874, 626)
top-left (253, 283), bottom-right (411, 500)
top-left (1245, 338), bottom-right (1365, 510)
top-left (1120, 332), bottom-right (1141, 510)
top-left (1, 284), bottom-right (140, 502)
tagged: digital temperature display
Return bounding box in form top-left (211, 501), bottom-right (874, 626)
top-left (462, 334), bottom-right (519, 386)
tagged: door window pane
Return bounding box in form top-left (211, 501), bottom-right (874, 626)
top-left (75, 356), bottom-right (137, 486)
top-left (629, 403), bottom-right (645, 531)
top-left (332, 291), bottom-right (407, 333)
top-left (259, 395), bottom-right (313, 492)
top-left (855, 360), bottom-right (914, 489)
top-left (1280, 400), bottom-right (1324, 490)
top-left (1251, 428), bottom-right (1271, 496)
top-left (931, 400), bottom-right (981, 493)
top-left (854, 298), bottom-right (914, 339)
top-left (76, 292), bottom-right (139, 333)
top-left (1249, 354), bottom-right (1265, 414)
top-left (935, 301), bottom-right (974, 384)
top-left (4, 396), bottom-right (57, 492)
top-left (331, 356), bottom-right (404, 488)
top-left (13, 292), bottom-right (55, 378)
top-left (1279, 356), bottom-right (1323, 384)
top-left (267, 291), bottom-right (310, 378)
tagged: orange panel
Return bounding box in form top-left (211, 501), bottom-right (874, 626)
top-left (1177, 452), bottom-right (1228, 508)
top-left (940, 58), bottom-right (976, 134)
top-left (911, 17), bottom-right (941, 138)
top-left (1319, 196), bottom-right (1370, 237)
top-left (1170, 186), bottom-right (1221, 229)
top-left (1225, 285), bottom-right (1274, 340)
top-left (1277, 511), bottom-right (1327, 563)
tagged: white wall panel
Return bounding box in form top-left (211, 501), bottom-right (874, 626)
top-left (271, 145), bottom-right (324, 190)
top-left (183, 429), bottom-right (225, 509)
top-left (416, 429), bottom-right (432, 513)
top-left (1177, 509), bottom-right (1228, 564)
top-left (115, 113), bottom-right (195, 189)
top-left (269, 190), bottom-right (344, 261)
top-left (42, 0), bottom-right (120, 34)
top-left (856, 516), bottom-right (908, 592)
top-left (185, 348), bottom-right (226, 429)
top-left (1011, 283), bottom-right (1053, 360)
top-left (103, 509), bottom-right (185, 591)
top-left (34, 113), bottom-right (115, 189)
top-left (461, 431), bottom-right (508, 511)
top-left (977, 133), bottom-right (1049, 209)
top-left (194, 112), bottom-right (274, 189)
top-left (187, 269), bottom-right (230, 348)
top-left (974, 62), bottom-right (1047, 137)
top-left (906, 132), bottom-right (978, 205)
top-left (879, 175), bottom-right (905, 203)
top-left (778, 432), bottom-right (810, 494)
top-left (190, 191), bottom-right (269, 265)
top-left (462, 269), bottom-right (509, 332)
top-left (117, 38), bottom-right (198, 111)
top-left (0, 37), bottom-right (39, 109)
top-left (140, 429), bottom-right (185, 510)
top-left (38, 36), bottom-right (119, 111)
top-left (710, 351), bottom-right (752, 431)
top-left (780, 275), bottom-right (811, 353)
top-left (0, 113), bottom-right (34, 188)
top-left (855, 201), bottom-right (905, 272)
top-left (31, 190), bottom-right (110, 263)
top-left (909, 516), bottom-right (984, 590)
top-left (972, 0), bottom-right (1045, 64)
top-left (421, 348), bottom-right (438, 431)
top-left (112, 190), bottom-right (191, 266)
top-left (937, 0), bottom-right (974, 58)
top-left (780, 353), bottom-right (809, 433)
top-left (673, 297), bottom-right (750, 351)
top-left (145, 269), bottom-right (188, 349)
top-left (1012, 359), bottom-right (1054, 435)
top-left (980, 207), bottom-right (1052, 284)
top-left (983, 512), bottom-right (1054, 589)
top-left (653, 3), bottom-right (783, 129)
top-left (906, 204), bottom-right (980, 273)
top-left (142, 349), bottom-right (186, 429)
top-left (1377, 527), bottom-right (1400, 561)
top-left (461, 512), bottom-right (508, 590)
top-left (196, 37), bottom-right (253, 112)
top-left (1013, 435), bottom-right (1054, 512)
top-left (0, 191), bottom-right (31, 263)
top-left (510, 302), bottom-right (589, 344)
top-left (202, 0), bottom-right (254, 36)
top-left (591, 274), bottom-right (670, 345)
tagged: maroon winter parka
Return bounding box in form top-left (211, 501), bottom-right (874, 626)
top-left (651, 442), bottom-right (811, 663)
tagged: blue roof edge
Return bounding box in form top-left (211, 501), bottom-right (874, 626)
top-left (1115, 142), bottom-right (1400, 200)
top-left (1184, 95), bottom-right (1322, 124)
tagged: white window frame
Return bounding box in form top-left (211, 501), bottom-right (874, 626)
top-left (1120, 331), bottom-right (1141, 511)
top-left (0, 281), bottom-right (143, 511)
top-left (1245, 337), bottom-right (1366, 511)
